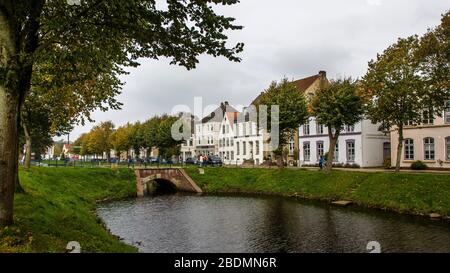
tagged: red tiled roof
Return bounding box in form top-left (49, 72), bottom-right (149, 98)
top-left (251, 71), bottom-right (326, 106)
top-left (293, 74), bottom-right (321, 93)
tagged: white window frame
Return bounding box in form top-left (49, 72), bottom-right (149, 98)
top-left (404, 139), bottom-right (414, 160)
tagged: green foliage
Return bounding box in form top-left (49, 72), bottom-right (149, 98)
top-left (312, 78), bottom-right (363, 133)
top-left (0, 167), bottom-right (137, 253)
top-left (256, 78), bottom-right (309, 148)
top-left (411, 161), bottom-right (428, 170)
top-left (311, 78), bottom-right (363, 171)
top-left (362, 36), bottom-right (425, 132)
top-left (86, 121), bottom-right (115, 158)
top-left (361, 13), bottom-right (450, 171)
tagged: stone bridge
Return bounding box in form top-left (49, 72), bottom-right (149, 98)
top-left (135, 168), bottom-right (202, 197)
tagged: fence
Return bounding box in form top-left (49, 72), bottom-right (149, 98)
top-left (31, 159), bottom-right (183, 169)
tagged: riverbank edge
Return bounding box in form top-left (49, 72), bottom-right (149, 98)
top-left (184, 167), bottom-right (450, 222)
top-left (0, 168), bottom-right (139, 253)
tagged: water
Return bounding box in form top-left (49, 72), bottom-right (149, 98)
top-left (97, 193), bottom-right (450, 253)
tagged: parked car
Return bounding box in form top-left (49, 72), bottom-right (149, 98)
top-left (184, 157), bottom-right (197, 165)
top-left (205, 155), bottom-right (223, 167)
top-left (144, 157), bottom-right (158, 164)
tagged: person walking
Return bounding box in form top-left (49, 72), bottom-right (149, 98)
top-left (319, 156), bottom-right (325, 170)
top-left (199, 154), bottom-right (204, 167)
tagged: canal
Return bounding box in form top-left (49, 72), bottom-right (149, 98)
top-left (97, 193), bottom-right (450, 253)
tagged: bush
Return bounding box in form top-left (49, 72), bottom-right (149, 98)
top-left (411, 161), bottom-right (428, 170)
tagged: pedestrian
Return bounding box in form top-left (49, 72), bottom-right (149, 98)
top-left (199, 154), bottom-right (204, 167)
top-left (319, 156), bottom-right (325, 170)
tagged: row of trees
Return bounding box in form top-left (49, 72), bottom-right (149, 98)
top-left (258, 11), bottom-right (449, 172)
top-left (74, 115), bottom-right (183, 161)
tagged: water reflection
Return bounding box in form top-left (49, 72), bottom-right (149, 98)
top-left (96, 194), bottom-right (450, 253)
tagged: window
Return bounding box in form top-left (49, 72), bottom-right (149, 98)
top-left (256, 141), bottom-right (260, 155)
top-left (404, 139), bottom-right (414, 160)
top-left (317, 123), bottom-right (324, 134)
top-left (236, 142), bottom-right (240, 155)
top-left (226, 151), bottom-right (230, 160)
top-left (243, 141), bottom-right (247, 155)
top-left (289, 139), bottom-right (295, 155)
top-left (303, 121), bottom-right (310, 135)
top-left (346, 125), bottom-right (355, 132)
top-left (446, 137), bottom-right (450, 161)
top-left (346, 140), bottom-right (356, 162)
top-left (422, 109), bottom-right (434, 125)
top-left (423, 137), bottom-right (435, 160)
top-left (445, 101), bottom-right (450, 124)
top-left (231, 151), bottom-right (235, 160)
top-left (303, 142), bottom-right (311, 162)
top-left (333, 142), bottom-right (339, 162)
top-left (243, 123), bottom-right (247, 136)
top-left (226, 138), bottom-right (229, 147)
top-left (226, 125), bottom-right (230, 134)
top-left (316, 141), bottom-right (324, 161)
top-left (404, 120), bottom-right (416, 126)
top-left (231, 138), bottom-right (234, 146)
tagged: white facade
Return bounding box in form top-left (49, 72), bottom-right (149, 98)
top-left (299, 118), bottom-right (390, 168)
top-left (233, 120), bottom-right (265, 166)
top-left (218, 113), bottom-right (237, 165)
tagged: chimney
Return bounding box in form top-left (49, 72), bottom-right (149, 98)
top-left (225, 101), bottom-right (229, 105)
top-left (319, 70), bottom-right (327, 77)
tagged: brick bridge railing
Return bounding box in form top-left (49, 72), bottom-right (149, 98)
top-left (135, 168), bottom-right (203, 197)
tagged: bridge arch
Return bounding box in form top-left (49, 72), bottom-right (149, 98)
top-left (136, 168), bottom-right (202, 197)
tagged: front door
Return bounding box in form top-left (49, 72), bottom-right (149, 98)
top-left (383, 142), bottom-right (391, 161)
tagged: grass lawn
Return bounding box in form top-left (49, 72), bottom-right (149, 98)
top-left (185, 167), bottom-right (450, 216)
top-left (0, 167), bottom-right (137, 253)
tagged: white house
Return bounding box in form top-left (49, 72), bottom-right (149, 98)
top-left (181, 102), bottom-right (238, 161)
top-left (299, 118), bottom-right (390, 167)
top-left (218, 112), bottom-right (238, 165)
top-left (233, 108), bottom-right (266, 166)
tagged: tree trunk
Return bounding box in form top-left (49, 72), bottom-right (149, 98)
top-left (395, 124), bottom-right (404, 172)
top-left (0, 86), bottom-right (20, 226)
top-left (326, 131), bottom-right (339, 173)
top-left (23, 122), bottom-right (32, 169)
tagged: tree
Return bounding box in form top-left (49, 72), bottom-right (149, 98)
top-left (110, 123), bottom-right (134, 159)
top-left (256, 78), bottom-right (309, 167)
top-left (52, 141), bottom-right (64, 158)
top-left (416, 11), bottom-right (450, 110)
top-left (84, 121), bottom-right (115, 159)
top-left (311, 78), bottom-right (364, 172)
top-left (155, 115), bottom-right (183, 159)
top-left (362, 14), bottom-right (449, 172)
top-left (0, 0), bottom-right (243, 225)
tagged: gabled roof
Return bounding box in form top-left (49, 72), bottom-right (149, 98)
top-left (293, 74), bottom-right (321, 92)
top-left (251, 71), bottom-right (327, 105)
top-left (201, 102), bottom-right (239, 124)
top-left (225, 112), bottom-right (239, 126)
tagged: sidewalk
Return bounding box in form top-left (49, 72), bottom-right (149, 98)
top-left (300, 166), bottom-right (450, 174)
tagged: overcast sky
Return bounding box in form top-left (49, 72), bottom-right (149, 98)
top-left (67, 0), bottom-right (449, 140)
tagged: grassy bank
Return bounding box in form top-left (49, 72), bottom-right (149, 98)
top-left (0, 168), bottom-right (137, 253)
top-left (185, 167), bottom-right (450, 217)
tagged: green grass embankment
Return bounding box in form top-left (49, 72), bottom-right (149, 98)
top-left (185, 167), bottom-right (450, 217)
top-left (0, 167), bottom-right (137, 253)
